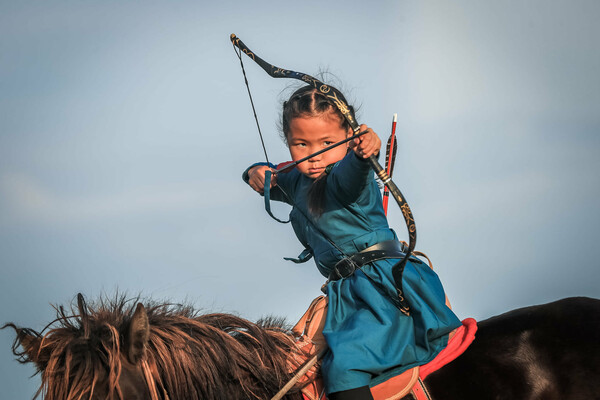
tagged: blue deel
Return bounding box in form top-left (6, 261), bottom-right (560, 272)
top-left (243, 152), bottom-right (461, 393)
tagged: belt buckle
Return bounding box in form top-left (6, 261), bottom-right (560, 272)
top-left (333, 258), bottom-right (358, 279)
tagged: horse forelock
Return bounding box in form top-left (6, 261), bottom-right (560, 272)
top-left (19, 295), bottom-right (306, 400)
top-left (33, 299), bottom-right (131, 400)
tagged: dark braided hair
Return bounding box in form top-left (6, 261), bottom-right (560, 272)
top-left (281, 85), bottom-right (356, 215)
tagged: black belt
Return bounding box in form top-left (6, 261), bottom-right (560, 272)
top-left (328, 240), bottom-right (409, 281)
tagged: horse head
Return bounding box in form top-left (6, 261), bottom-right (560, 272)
top-left (4, 294), bottom-right (154, 400)
top-left (5, 293), bottom-right (314, 400)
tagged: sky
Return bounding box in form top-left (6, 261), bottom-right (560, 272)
top-left (1, 1), bottom-right (599, 397)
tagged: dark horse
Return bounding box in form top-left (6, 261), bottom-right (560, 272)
top-left (4, 295), bottom-right (600, 400)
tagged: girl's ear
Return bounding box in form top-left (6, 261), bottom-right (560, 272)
top-left (346, 128), bottom-right (354, 149)
top-left (346, 127), bottom-right (357, 149)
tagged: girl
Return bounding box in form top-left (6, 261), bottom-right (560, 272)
top-left (243, 85), bottom-right (461, 400)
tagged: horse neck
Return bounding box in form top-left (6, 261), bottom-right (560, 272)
top-left (146, 313), bottom-right (304, 400)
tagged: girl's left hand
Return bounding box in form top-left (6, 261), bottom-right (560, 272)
top-left (350, 124), bottom-right (381, 159)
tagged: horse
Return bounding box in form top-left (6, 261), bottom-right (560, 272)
top-left (3, 294), bottom-right (600, 400)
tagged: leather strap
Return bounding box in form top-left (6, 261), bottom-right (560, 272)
top-left (411, 378), bottom-right (433, 400)
top-left (263, 170), bottom-right (290, 223)
top-left (328, 240), bottom-right (408, 281)
top-left (350, 240), bottom-right (409, 267)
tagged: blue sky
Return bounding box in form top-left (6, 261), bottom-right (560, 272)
top-left (1, 1), bottom-right (599, 397)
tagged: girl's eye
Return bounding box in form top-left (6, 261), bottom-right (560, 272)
top-left (324, 141), bottom-right (334, 146)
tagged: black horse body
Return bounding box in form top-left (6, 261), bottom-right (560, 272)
top-left (410, 297), bottom-right (600, 400)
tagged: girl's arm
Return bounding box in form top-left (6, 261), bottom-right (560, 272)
top-left (242, 163), bottom-right (294, 204)
top-left (329, 124), bottom-right (382, 203)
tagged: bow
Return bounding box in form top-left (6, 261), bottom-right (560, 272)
top-left (231, 34), bottom-right (415, 315)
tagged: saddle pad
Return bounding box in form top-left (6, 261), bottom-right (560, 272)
top-left (419, 318), bottom-right (477, 380)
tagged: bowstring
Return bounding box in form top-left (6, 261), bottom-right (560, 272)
top-left (232, 43), bottom-right (270, 164)
top-left (232, 43), bottom-right (351, 261)
top-left (275, 182), bottom-right (350, 261)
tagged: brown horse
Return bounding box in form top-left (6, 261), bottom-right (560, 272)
top-left (4, 294), bottom-right (600, 400)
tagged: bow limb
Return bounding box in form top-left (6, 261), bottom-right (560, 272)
top-left (231, 34), bottom-right (359, 128)
top-left (231, 34), bottom-right (415, 315)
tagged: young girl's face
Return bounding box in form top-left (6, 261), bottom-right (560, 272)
top-left (287, 114), bottom-right (352, 179)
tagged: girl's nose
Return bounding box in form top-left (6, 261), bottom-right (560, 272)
top-left (308, 151), bottom-right (321, 162)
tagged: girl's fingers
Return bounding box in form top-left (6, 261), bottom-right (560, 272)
top-left (354, 126), bottom-right (380, 158)
top-left (248, 166), bottom-right (277, 193)
top-left (251, 179), bottom-right (264, 194)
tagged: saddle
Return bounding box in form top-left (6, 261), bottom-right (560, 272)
top-left (289, 295), bottom-right (328, 400)
top-left (289, 295), bottom-right (422, 400)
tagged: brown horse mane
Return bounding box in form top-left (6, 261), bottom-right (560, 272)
top-left (5, 294), bottom-right (307, 400)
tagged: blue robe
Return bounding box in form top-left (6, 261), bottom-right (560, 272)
top-left (244, 152), bottom-right (461, 393)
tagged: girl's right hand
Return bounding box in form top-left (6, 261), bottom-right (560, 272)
top-left (247, 165), bottom-right (277, 194)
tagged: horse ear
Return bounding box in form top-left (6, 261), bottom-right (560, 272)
top-left (2, 324), bottom-right (51, 370)
top-left (127, 303), bottom-right (150, 364)
top-left (77, 293), bottom-right (91, 339)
